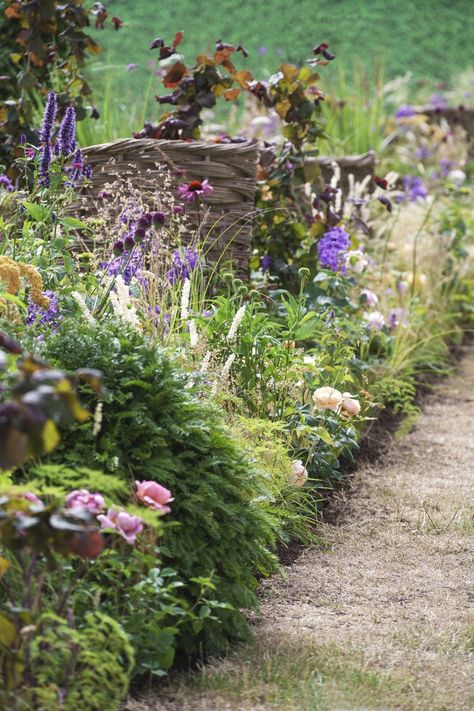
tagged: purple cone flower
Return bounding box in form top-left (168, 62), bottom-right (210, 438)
top-left (58, 106), bottom-right (76, 155)
top-left (317, 226), bottom-right (351, 272)
top-left (40, 92), bottom-right (57, 144)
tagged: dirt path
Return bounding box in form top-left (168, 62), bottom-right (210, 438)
top-left (128, 349), bottom-right (474, 711)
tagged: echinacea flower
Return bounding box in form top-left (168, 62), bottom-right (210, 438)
top-left (288, 460), bottom-right (308, 486)
top-left (313, 386), bottom-right (343, 411)
top-left (178, 179), bottom-right (213, 202)
top-left (98, 508), bottom-right (143, 544)
top-left (65, 489), bottom-right (106, 514)
top-left (135, 480), bottom-right (173, 514)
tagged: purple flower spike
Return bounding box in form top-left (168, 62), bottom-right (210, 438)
top-left (27, 290), bottom-right (61, 328)
top-left (85, 164), bottom-right (93, 180)
top-left (58, 106), bottom-right (77, 155)
top-left (0, 175), bottom-right (14, 192)
top-left (38, 142), bottom-right (52, 187)
top-left (40, 92), bottom-right (57, 144)
top-left (69, 149), bottom-right (84, 183)
top-left (167, 247), bottom-right (200, 284)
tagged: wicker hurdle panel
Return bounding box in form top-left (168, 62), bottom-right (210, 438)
top-left (308, 150), bottom-right (376, 193)
top-left (81, 138), bottom-right (259, 274)
top-left (416, 106), bottom-right (474, 159)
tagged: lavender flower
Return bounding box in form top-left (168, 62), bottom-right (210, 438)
top-left (317, 226), bottom-right (351, 272)
top-left (167, 247), bottom-right (200, 284)
top-left (0, 175), bottom-right (14, 192)
top-left (58, 106), bottom-right (76, 155)
top-left (26, 290), bottom-right (61, 328)
top-left (40, 92), bottom-right (57, 144)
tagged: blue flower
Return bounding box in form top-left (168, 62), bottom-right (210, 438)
top-left (402, 176), bottom-right (428, 202)
top-left (26, 291), bottom-right (62, 329)
top-left (58, 106), bottom-right (77, 155)
top-left (167, 247), bottom-right (200, 284)
top-left (39, 92), bottom-right (57, 144)
top-left (395, 104), bottom-right (416, 119)
top-left (317, 227), bottom-right (350, 272)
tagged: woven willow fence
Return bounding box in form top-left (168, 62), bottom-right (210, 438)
top-left (417, 106), bottom-right (474, 159)
top-left (81, 138), bottom-right (259, 274)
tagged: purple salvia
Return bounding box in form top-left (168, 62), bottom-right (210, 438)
top-left (84, 164), bottom-right (93, 180)
top-left (39, 92), bottom-right (57, 144)
top-left (58, 106), bottom-right (77, 155)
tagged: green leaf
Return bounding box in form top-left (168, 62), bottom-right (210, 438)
top-left (21, 202), bottom-right (48, 222)
top-left (0, 613), bottom-right (17, 648)
top-left (60, 216), bottom-right (89, 230)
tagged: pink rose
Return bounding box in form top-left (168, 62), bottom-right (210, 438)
top-left (342, 392), bottom-right (361, 417)
top-left (65, 489), bottom-right (106, 514)
top-left (135, 480), bottom-right (173, 514)
top-left (97, 508), bottom-right (143, 544)
top-left (23, 492), bottom-right (44, 508)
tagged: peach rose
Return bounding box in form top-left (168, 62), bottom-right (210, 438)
top-left (342, 392), bottom-right (361, 417)
top-left (135, 480), bottom-right (173, 514)
top-left (288, 460), bottom-right (308, 487)
top-left (313, 386), bottom-right (343, 411)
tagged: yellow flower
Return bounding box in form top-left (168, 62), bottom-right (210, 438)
top-left (0, 256), bottom-right (50, 309)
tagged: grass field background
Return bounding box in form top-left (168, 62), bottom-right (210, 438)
top-left (81, 0), bottom-right (474, 145)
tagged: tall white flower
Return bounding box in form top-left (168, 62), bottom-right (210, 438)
top-left (200, 351), bottom-right (212, 373)
top-left (227, 305), bottom-right (247, 341)
top-left (330, 161), bottom-right (341, 189)
top-left (92, 401), bottom-right (103, 437)
top-left (180, 279), bottom-right (191, 321)
top-left (188, 319), bottom-right (199, 348)
top-left (110, 275), bottom-right (140, 328)
top-left (221, 353), bottom-right (236, 380)
top-left (72, 291), bottom-right (96, 326)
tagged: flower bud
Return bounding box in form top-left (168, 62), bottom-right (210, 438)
top-left (113, 239), bottom-right (124, 256)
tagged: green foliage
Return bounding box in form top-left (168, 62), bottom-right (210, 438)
top-left (26, 464), bottom-right (129, 502)
top-left (9, 611), bottom-right (133, 710)
top-left (0, 0), bottom-right (120, 168)
top-left (39, 319), bottom-right (280, 656)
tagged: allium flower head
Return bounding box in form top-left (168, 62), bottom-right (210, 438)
top-left (317, 226), bottom-right (351, 272)
top-left (178, 179), bottom-right (213, 202)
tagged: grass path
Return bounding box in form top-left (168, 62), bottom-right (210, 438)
top-left (127, 348), bottom-right (474, 710)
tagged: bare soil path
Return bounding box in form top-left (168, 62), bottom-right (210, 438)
top-left (128, 348), bottom-right (474, 711)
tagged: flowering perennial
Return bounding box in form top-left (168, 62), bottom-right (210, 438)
top-left (317, 226), bottom-right (351, 272)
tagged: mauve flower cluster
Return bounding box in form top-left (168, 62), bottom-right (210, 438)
top-left (402, 176), bottom-right (428, 202)
top-left (26, 290), bottom-right (62, 328)
top-left (0, 175), bottom-right (14, 192)
top-left (167, 247), bottom-right (199, 284)
top-left (112, 210), bottom-right (166, 258)
top-left (317, 226), bottom-right (351, 272)
top-left (395, 104), bottom-right (416, 119)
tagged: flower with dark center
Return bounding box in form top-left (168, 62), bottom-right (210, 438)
top-left (58, 106), bottom-right (76, 155)
top-left (133, 227), bottom-right (146, 243)
top-left (317, 226), bottom-right (350, 272)
top-left (40, 92), bottom-right (57, 144)
top-left (177, 179), bottom-right (213, 202)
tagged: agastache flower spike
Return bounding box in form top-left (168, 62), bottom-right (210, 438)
top-left (40, 92), bottom-right (57, 144)
top-left (38, 142), bottom-right (52, 187)
top-left (58, 106), bottom-right (76, 155)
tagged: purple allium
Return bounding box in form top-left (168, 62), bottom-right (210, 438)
top-left (317, 226), bottom-right (351, 272)
top-left (40, 92), bottom-right (57, 144)
top-left (133, 226), bottom-right (146, 243)
top-left (124, 235), bottom-right (135, 251)
top-left (402, 175), bottom-right (428, 202)
top-left (58, 106), bottom-right (76, 155)
top-left (38, 142), bottom-right (52, 187)
top-left (151, 211), bottom-right (166, 225)
top-left (0, 175), bottom-right (14, 192)
top-left (113, 239), bottom-right (124, 256)
top-left (167, 247), bottom-right (200, 283)
top-left (26, 290), bottom-right (61, 328)
top-left (395, 104), bottom-right (416, 119)
top-left (137, 213), bottom-right (152, 228)
top-left (178, 179), bottom-right (213, 202)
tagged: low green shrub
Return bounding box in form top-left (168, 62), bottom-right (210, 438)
top-left (35, 318), bottom-right (280, 658)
